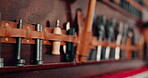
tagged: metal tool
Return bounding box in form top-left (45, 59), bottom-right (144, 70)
top-left (96, 16), bottom-right (106, 61)
top-left (35, 24), bottom-right (43, 65)
top-left (52, 20), bottom-right (62, 55)
top-left (120, 24), bottom-right (129, 59)
top-left (63, 22), bottom-right (70, 54)
top-left (15, 19), bottom-right (25, 66)
top-left (65, 22), bottom-right (75, 62)
top-left (105, 19), bottom-right (116, 60)
top-left (0, 12), bottom-right (4, 67)
top-left (63, 22), bottom-right (69, 61)
top-left (128, 28), bottom-right (136, 59)
top-left (115, 22), bottom-right (124, 60)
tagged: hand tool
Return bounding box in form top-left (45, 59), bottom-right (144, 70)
top-left (115, 22), bottom-right (124, 60)
top-left (15, 19), bottom-right (25, 66)
top-left (77, 0), bottom-right (96, 62)
top-left (0, 12), bottom-right (4, 67)
top-left (65, 22), bottom-right (75, 62)
top-left (52, 20), bottom-right (62, 55)
top-left (105, 19), bottom-right (116, 60)
top-left (35, 24), bottom-right (43, 65)
top-left (120, 24), bottom-right (129, 59)
top-left (63, 22), bottom-right (70, 54)
top-left (96, 16), bottom-right (106, 61)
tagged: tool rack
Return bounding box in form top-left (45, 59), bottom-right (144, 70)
top-left (0, 0), bottom-right (146, 78)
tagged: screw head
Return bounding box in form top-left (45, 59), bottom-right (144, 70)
top-left (5, 38), bottom-right (9, 41)
top-left (78, 41), bottom-right (80, 44)
top-left (27, 40), bottom-right (30, 43)
top-left (44, 41), bottom-right (47, 43)
top-left (44, 29), bottom-right (47, 31)
top-left (6, 23), bottom-right (9, 27)
top-left (27, 26), bottom-right (30, 29)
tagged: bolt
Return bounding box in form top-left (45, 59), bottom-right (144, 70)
top-left (5, 38), bottom-right (9, 41)
top-left (6, 23), bottom-right (9, 27)
top-left (27, 40), bottom-right (30, 43)
top-left (27, 26), bottom-right (30, 29)
top-left (44, 29), bottom-right (47, 31)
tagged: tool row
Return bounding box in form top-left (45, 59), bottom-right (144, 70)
top-left (88, 15), bottom-right (143, 61)
top-left (0, 17), bottom-right (76, 67)
top-left (0, 12), bottom-right (143, 68)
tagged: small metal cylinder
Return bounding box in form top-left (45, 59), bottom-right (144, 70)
top-left (35, 24), bottom-right (43, 65)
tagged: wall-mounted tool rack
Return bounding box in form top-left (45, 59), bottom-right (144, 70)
top-left (0, 20), bottom-right (144, 78)
top-left (0, 0), bottom-right (146, 78)
top-left (0, 21), bottom-right (142, 55)
top-left (0, 21), bottom-right (77, 45)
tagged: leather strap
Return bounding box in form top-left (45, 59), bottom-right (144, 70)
top-left (0, 21), bottom-right (78, 45)
top-left (0, 21), bottom-right (140, 52)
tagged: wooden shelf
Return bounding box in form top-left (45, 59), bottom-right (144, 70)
top-left (101, 0), bottom-right (142, 21)
top-left (0, 59), bottom-right (145, 78)
top-left (127, 0), bottom-right (143, 11)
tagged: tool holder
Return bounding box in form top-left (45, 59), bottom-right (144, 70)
top-left (0, 21), bottom-right (77, 45)
top-left (0, 20), bottom-right (142, 61)
top-left (75, 8), bottom-right (142, 61)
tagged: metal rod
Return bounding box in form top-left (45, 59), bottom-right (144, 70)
top-left (36, 24), bottom-right (43, 65)
top-left (39, 25), bottom-right (43, 62)
top-left (0, 12), bottom-right (2, 58)
top-left (16, 20), bottom-right (23, 60)
top-left (96, 45), bottom-right (102, 61)
top-left (16, 19), bottom-right (25, 66)
top-left (0, 12), bottom-right (4, 68)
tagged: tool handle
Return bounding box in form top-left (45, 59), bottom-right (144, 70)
top-left (52, 27), bottom-right (61, 55)
top-left (66, 28), bottom-right (75, 62)
top-left (78, 0), bottom-right (96, 62)
top-left (85, 0), bottom-right (96, 32)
